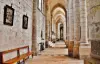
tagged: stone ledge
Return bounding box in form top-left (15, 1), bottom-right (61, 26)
top-left (80, 43), bottom-right (90, 46)
top-left (91, 53), bottom-right (100, 60)
top-left (84, 57), bottom-right (100, 64)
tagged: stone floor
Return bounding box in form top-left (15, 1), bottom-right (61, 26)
top-left (25, 55), bottom-right (84, 64)
top-left (25, 41), bottom-right (89, 64)
top-left (38, 41), bottom-right (68, 56)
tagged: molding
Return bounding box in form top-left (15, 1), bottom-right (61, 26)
top-left (89, 39), bottom-right (100, 41)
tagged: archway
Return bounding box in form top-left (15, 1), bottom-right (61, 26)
top-left (60, 23), bottom-right (64, 40)
top-left (51, 3), bottom-right (67, 41)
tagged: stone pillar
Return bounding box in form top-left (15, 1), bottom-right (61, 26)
top-left (73, 0), bottom-right (80, 41)
top-left (68, 0), bottom-right (74, 57)
top-left (79, 0), bottom-right (88, 43)
top-left (32, 0), bottom-right (37, 56)
top-left (51, 14), bottom-right (53, 41)
top-left (48, 21), bottom-right (50, 40)
top-left (68, 0), bottom-right (74, 41)
top-left (73, 0), bottom-right (80, 58)
top-left (45, 0), bottom-right (48, 41)
top-left (56, 24), bottom-right (58, 40)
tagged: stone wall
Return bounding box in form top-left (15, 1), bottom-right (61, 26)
top-left (36, 0), bottom-right (46, 52)
top-left (87, 0), bottom-right (100, 60)
top-left (0, 0), bottom-right (33, 60)
top-left (36, 9), bottom-right (45, 52)
top-left (87, 0), bottom-right (100, 39)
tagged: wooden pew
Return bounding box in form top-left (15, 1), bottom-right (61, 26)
top-left (0, 46), bottom-right (33, 64)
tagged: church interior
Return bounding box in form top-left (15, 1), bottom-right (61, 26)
top-left (0, 0), bottom-right (100, 64)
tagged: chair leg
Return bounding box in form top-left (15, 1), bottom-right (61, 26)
top-left (17, 61), bottom-right (20, 64)
top-left (23, 59), bottom-right (25, 64)
top-left (32, 54), bottom-right (34, 58)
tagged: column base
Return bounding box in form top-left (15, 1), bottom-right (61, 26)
top-left (68, 41), bottom-right (74, 57)
top-left (73, 41), bottom-right (80, 58)
top-left (79, 42), bottom-right (91, 59)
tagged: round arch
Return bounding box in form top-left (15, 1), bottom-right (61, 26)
top-left (50, 3), bottom-right (67, 40)
top-left (54, 15), bottom-right (67, 40)
top-left (53, 7), bottom-right (65, 16)
top-left (51, 3), bottom-right (67, 14)
top-left (54, 14), bottom-right (66, 23)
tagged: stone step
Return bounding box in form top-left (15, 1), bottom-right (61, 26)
top-left (84, 57), bottom-right (100, 64)
top-left (38, 54), bottom-right (67, 56)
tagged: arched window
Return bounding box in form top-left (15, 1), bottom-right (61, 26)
top-left (38, 0), bottom-right (44, 12)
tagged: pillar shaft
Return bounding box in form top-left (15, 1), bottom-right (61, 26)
top-left (32, 0), bottom-right (37, 55)
top-left (68, 0), bottom-right (74, 41)
top-left (79, 0), bottom-right (88, 43)
top-left (73, 0), bottom-right (80, 42)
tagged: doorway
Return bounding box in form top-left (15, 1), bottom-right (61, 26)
top-left (60, 24), bottom-right (63, 40)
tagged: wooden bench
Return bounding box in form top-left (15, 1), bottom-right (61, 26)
top-left (0, 46), bottom-right (33, 64)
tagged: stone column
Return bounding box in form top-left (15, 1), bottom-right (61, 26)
top-left (51, 14), bottom-right (52, 41)
top-left (69, 0), bottom-right (74, 41)
top-left (73, 0), bottom-right (80, 42)
top-left (73, 0), bottom-right (80, 58)
top-left (55, 24), bottom-right (58, 40)
top-left (79, 0), bottom-right (88, 43)
top-left (45, 0), bottom-right (48, 41)
top-left (48, 21), bottom-right (50, 40)
top-left (68, 0), bottom-right (74, 57)
top-left (32, 0), bottom-right (37, 56)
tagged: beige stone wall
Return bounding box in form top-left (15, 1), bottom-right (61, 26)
top-left (36, 9), bottom-right (45, 52)
top-left (0, 0), bottom-right (33, 60)
top-left (34, 0), bottom-right (46, 52)
top-left (87, 0), bottom-right (100, 40)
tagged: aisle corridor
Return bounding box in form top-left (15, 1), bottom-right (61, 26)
top-left (25, 41), bottom-right (84, 64)
top-left (1, 0), bottom-right (100, 64)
